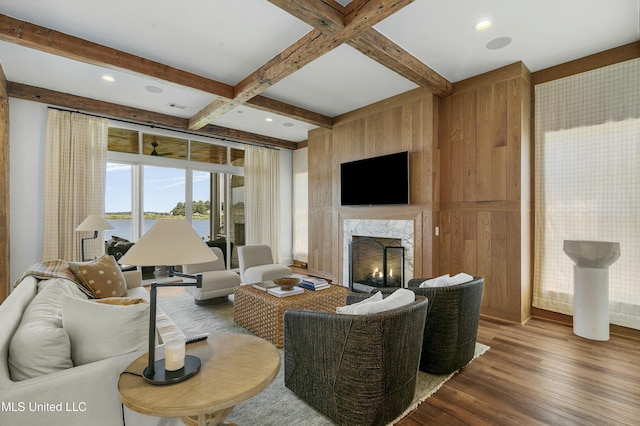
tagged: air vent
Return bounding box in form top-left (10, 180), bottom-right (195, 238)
top-left (167, 102), bottom-right (192, 111)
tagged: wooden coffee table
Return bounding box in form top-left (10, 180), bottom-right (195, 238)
top-left (118, 333), bottom-right (280, 426)
top-left (233, 284), bottom-right (348, 348)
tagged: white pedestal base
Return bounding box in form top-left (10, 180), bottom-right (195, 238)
top-left (573, 266), bottom-right (609, 341)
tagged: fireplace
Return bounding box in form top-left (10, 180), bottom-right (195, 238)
top-left (349, 236), bottom-right (405, 292)
top-left (342, 218), bottom-right (415, 289)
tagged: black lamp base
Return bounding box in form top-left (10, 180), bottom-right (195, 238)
top-left (143, 355), bottom-right (201, 385)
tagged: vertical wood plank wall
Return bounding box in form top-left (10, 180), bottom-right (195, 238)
top-left (308, 64), bottom-right (532, 323)
top-left (0, 66), bottom-right (9, 303)
top-left (308, 128), bottom-right (336, 279)
top-left (439, 62), bottom-right (532, 323)
top-left (307, 88), bottom-right (439, 283)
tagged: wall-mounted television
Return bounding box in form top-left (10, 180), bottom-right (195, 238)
top-left (340, 151), bottom-right (409, 206)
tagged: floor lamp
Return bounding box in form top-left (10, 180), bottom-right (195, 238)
top-left (75, 214), bottom-right (114, 262)
top-left (118, 219), bottom-right (218, 385)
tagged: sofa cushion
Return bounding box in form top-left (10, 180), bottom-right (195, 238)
top-left (244, 264), bottom-right (292, 284)
top-left (337, 291), bottom-right (383, 314)
top-left (8, 278), bottom-right (88, 381)
top-left (69, 255), bottom-right (128, 298)
top-left (61, 296), bottom-right (149, 365)
top-left (353, 288), bottom-right (415, 315)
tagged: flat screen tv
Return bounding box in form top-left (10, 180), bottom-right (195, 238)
top-left (340, 151), bottom-right (409, 206)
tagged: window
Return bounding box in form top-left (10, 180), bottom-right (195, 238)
top-left (105, 163), bottom-right (132, 241)
top-left (105, 127), bottom-right (245, 269)
top-left (534, 58), bottom-right (640, 330)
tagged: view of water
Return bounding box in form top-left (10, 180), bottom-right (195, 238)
top-left (105, 218), bottom-right (212, 242)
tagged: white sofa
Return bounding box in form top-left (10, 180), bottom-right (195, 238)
top-left (0, 270), bottom-right (182, 426)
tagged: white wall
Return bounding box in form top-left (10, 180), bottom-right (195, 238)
top-left (9, 99), bottom-right (48, 284)
top-left (8, 98), bottom-right (295, 283)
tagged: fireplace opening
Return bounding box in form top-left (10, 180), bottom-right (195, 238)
top-left (349, 236), bottom-right (405, 292)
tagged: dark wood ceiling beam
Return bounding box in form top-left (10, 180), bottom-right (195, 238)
top-left (189, 29), bottom-right (334, 129)
top-left (0, 14), bottom-right (234, 99)
top-left (348, 29), bottom-right (452, 97)
top-left (190, 0), bottom-right (414, 130)
top-left (267, 0), bottom-right (345, 33)
top-left (270, 0), bottom-right (450, 96)
top-left (199, 123), bottom-right (297, 150)
top-left (7, 82), bottom-right (297, 150)
top-left (0, 14), bottom-right (327, 128)
top-left (247, 95), bottom-right (333, 128)
top-left (342, 0), bottom-right (413, 37)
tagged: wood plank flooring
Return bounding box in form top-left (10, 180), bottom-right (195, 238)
top-left (153, 267), bottom-right (640, 425)
top-left (397, 318), bottom-right (640, 426)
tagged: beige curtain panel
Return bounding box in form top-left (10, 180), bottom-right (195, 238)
top-left (244, 145), bottom-right (281, 263)
top-left (42, 110), bottom-right (108, 261)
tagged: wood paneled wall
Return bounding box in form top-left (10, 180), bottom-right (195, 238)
top-left (308, 64), bottom-right (532, 323)
top-left (308, 88), bottom-right (439, 284)
top-left (438, 62), bottom-right (532, 323)
top-left (0, 65), bottom-right (8, 303)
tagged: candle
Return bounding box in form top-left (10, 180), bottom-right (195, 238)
top-left (164, 338), bottom-right (185, 371)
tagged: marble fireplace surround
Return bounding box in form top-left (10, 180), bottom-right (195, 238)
top-left (340, 212), bottom-right (422, 287)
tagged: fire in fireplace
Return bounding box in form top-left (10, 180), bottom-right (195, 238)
top-left (349, 236), bottom-right (405, 292)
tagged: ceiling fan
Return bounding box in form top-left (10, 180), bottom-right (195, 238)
top-left (150, 140), bottom-right (173, 157)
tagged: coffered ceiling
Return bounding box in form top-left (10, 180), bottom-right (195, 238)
top-left (0, 0), bottom-right (638, 147)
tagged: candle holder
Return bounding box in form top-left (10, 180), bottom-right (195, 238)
top-left (142, 278), bottom-right (203, 385)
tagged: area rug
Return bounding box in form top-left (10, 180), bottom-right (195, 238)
top-left (158, 293), bottom-right (489, 425)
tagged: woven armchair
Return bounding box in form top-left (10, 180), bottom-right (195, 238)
top-left (370, 277), bottom-right (484, 374)
top-left (284, 294), bottom-right (428, 426)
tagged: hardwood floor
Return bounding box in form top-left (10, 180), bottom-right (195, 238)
top-left (397, 318), bottom-right (640, 426)
top-left (151, 267), bottom-right (640, 425)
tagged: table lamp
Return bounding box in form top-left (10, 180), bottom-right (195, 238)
top-left (75, 214), bottom-right (114, 262)
top-left (118, 219), bottom-right (218, 385)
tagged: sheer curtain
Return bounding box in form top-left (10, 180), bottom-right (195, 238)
top-left (43, 110), bottom-right (108, 261)
top-left (292, 147), bottom-right (308, 263)
top-left (534, 58), bottom-right (640, 330)
top-left (244, 145), bottom-right (281, 262)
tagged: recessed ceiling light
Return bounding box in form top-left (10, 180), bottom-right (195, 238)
top-left (265, 118), bottom-right (273, 122)
top-left (101, 75), bottom-right (115, 82)
top-left (475, 20), bottom-right (492, 31)
top-left (283, 122), bottom-right (294, 127)
top-left (145, 85), bottom-right (163, 94)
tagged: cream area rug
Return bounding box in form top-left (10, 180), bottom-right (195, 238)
top-left (158, 293), bottom-right (489, 425)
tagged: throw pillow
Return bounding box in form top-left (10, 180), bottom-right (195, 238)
top-left (419, 272), bottom-right (473, 288)
top-left (95, 297), bottom-right (147, 306)
top-left (353, 288), bottom-right (415, 315)
top-left (61, 296), bottom-right (149, 365)
top-left (8, 278), bottom-right (88, 381)
top-left (336, 291), bottom-right (383, 314)
top-left (70, 254), bottom-right (128, 298)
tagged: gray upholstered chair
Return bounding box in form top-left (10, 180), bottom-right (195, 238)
top-left (181, 247), bottom-right (241, 305)
top-left (367, 277), bottom-right (484, 374)
top-left (284, 294), bottom-right (428, 426)
top-left (237, 244), bottom-right (291, 284)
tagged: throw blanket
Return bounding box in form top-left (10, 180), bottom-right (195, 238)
top-left (13, 259), bottom-right (77, 288)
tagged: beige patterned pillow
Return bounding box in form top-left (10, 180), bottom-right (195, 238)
top-left (70, 255), bottom-right (128, 298)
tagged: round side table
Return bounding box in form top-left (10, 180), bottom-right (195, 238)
top-left (119, 333), bottom-right (280, 426)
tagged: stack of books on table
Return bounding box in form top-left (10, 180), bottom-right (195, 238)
top-left (267, 286), bottom-right (304, 298)
top-left (252, 281), bottom-right (277, 291)
top-left (299, 277), bottom-right (330, 291)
